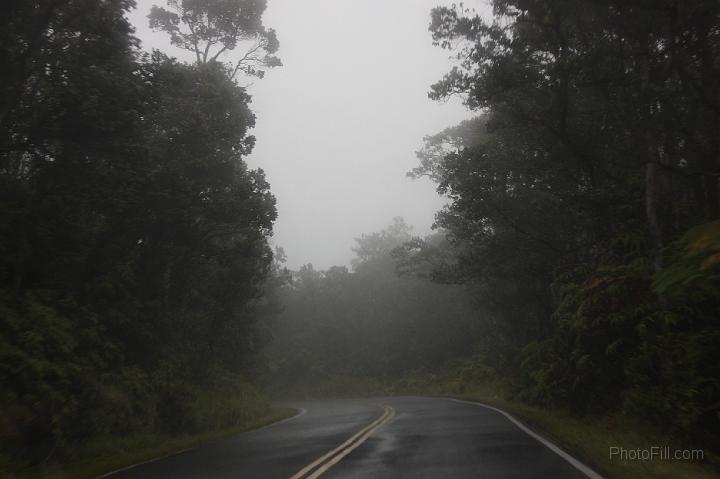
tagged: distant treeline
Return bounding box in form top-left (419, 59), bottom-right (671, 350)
top-left (1, 0), bottom-right (277, 468)
top-left (403, 0), bottom-right (719, 446)
top-left (265, 218), bottom-right (483, 398)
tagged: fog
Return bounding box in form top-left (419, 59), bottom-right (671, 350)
top-left (128, 0), bottom-right (485, 269)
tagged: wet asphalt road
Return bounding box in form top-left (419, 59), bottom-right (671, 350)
top-left (103, 396), bottom-right (597, 479)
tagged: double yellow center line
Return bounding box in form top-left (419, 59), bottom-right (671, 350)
top-left (289, 405), bottom-right (396, 479)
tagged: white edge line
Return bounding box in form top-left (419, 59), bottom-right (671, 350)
top-left (446, 397), bottom-right (604, 479)
top-left (251, 407), bottom-right (307, 432)
top-left (94, 447), bottom-right (195, 478)
top-left (94, 407), bottom-right (306, 478)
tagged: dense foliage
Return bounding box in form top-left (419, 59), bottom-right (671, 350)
top-left (409, 0), bottom-right (720, 445)
top-left (0, 0), bottom-right (277, 468)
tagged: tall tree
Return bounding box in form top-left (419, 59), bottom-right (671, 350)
top-left (148, 0), bottom-right (281, 79)
top-left (427, 0), bottom-right (720, 268)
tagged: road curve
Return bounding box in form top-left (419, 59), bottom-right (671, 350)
top-left (101, 396), bottom-right (600, 479)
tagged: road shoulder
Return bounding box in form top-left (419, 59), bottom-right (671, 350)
top-left (12, 407), bottom-right (298, 479)
top-left (448, 391), bottom-right (717, 479)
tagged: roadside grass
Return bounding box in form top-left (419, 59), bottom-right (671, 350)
top-left (454, 382), bottom-right (719, 479)
top-left (7, 407), bottom-right (297, 479)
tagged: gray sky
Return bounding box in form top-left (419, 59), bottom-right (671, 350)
top-left (128, 0), bottom-right (486, 270)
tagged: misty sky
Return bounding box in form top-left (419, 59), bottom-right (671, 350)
top-left (128, 0), bottom-right (488, 270)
